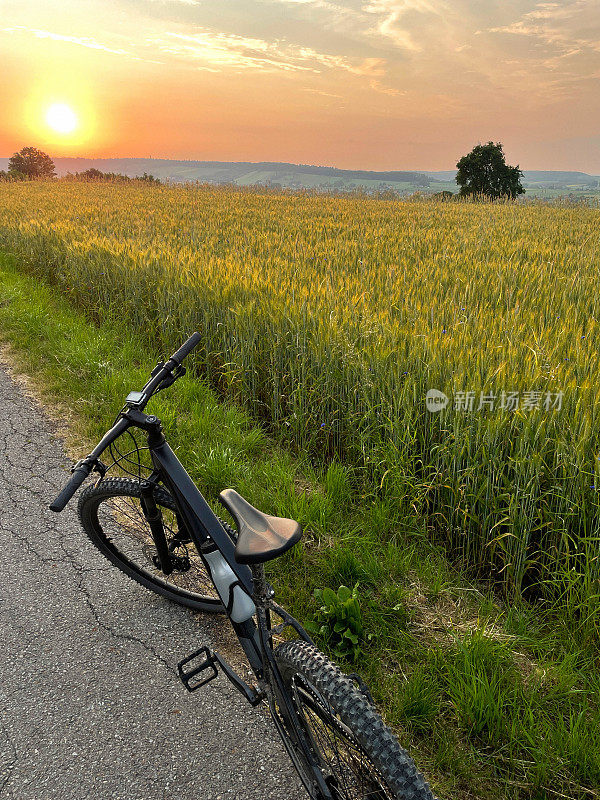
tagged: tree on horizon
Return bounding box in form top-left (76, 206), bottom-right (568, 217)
top-left (8, 146), bottom-right (56, 180)
top-left (456, 142), bottom-right (524, 199)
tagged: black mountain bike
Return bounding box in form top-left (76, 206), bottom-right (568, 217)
top-left (50, 333), bottom-right (436, 800)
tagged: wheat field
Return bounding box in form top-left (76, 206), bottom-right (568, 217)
top-left (1, 181), bottom-right (599, 615)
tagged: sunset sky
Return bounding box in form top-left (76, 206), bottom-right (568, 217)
top-left (1, 0), bottom-right (599, 171)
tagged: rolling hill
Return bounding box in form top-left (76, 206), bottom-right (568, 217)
top-left (1, 157), bottom-right (598, 194)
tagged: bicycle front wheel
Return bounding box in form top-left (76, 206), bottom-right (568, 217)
top-left (77, 477), bottom-right (229, 612)
top-left (274, 640), bottom-right (436, 800)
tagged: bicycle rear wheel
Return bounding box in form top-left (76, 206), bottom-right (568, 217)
top-left (274, 641), bottom-right (436, 800)
top-left (78, 477), bottom-right (229, 612)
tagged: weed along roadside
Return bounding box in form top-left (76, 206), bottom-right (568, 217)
top-left (1, 180), bottom-right (600, 800)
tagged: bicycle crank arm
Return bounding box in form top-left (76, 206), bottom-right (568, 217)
top-left (178, 647), bottom-right (264, 707)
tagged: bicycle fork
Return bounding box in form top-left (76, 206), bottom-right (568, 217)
top-left (139, 479), bottom-right (173, 574)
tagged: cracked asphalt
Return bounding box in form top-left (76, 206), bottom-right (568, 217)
top-left (0, 364), bottom-right (304, 800)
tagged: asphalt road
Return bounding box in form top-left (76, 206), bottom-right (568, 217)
top-left (0, 364), bottom-right (304, 800)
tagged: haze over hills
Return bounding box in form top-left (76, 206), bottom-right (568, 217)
top-left (1, 157), bottom-right (599, 194)
top-left (0, 157), bottom-right (432, 190)
top-left (422, 169), bottom-right (600, 187)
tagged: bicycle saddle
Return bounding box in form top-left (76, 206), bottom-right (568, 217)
top-left (218, 489), bottom-right (302, 565)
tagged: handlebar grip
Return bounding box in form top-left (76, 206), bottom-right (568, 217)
top-left (49, 465), bottom-right (91, 512)
top-left (169, 332), bottom-right (202, 366)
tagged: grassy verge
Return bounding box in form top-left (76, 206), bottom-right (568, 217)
top-left (1, 250), bottom-right (599, 800)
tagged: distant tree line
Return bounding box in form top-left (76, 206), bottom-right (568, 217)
top-left (262, 163), bottom-right (432, 186)
top-left (0, 147), bottom-right (160, 184)
top-left (63, 167), bottom-right (161, 183)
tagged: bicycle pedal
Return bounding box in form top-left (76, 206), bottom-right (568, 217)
top-left (178, 646), bottom-right (218, 692)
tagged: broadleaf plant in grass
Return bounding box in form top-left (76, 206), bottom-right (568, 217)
top-left (310, 584), bottom-right (366, 662)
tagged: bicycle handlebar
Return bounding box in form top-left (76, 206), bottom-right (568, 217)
top-left (49, 463), bottom-right (93, 512)
top-left (137, 332), bottom-right (202, 407)
top-left (169, 332), bottom-right (202, 366)
top-left (49, 334), bottom-right (201, 512)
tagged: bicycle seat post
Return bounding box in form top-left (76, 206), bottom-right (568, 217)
top-left (250, 563), bottom-right (273, 606)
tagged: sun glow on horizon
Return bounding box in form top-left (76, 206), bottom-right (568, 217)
top-left (22, 86), bottom-right (99, 152)
top-left (46, 103), bottom-right (78, 134)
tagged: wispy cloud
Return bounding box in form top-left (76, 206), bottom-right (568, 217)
top-left (155, 31), bottom-right (317, 72)
top-left (262, 0), bottom-right (425, 47)
top-left (2, 25), bottom-right (134, 56)
top-left (270, 0), bottom-right (437, 51)
top-left (2, 15), bottom-right (398, 93)
top-left (152, 27), bottom-right (397, 92)
top-left (304, 88), bottom-right (344, 100)
top-left (362, 0), bottom-right (445, 51)
top-left (487, 0), bottom-right (600, 56)
top-left (262, 0), bottom-right (355, 12)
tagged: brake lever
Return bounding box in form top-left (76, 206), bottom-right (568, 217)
top-left (72, 457), bottom-right (108, 479)
top-left (153, 364), bottom-right (186, 394)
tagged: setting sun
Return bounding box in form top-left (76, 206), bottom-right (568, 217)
top-left (45, 103), bottom-right (78, 135)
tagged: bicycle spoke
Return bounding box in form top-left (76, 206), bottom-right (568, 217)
top-left (293, 680), bottom-right (394, 800)
top-left (98, 495), bottom-right (219, 599)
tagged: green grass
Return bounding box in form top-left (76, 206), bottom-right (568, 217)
top-left (0, 250), bottom-right (599, 800)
